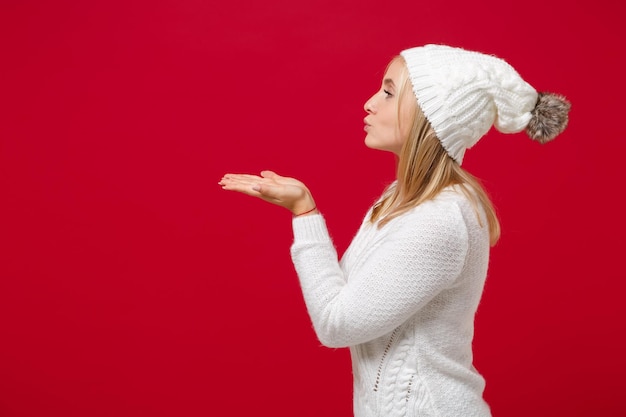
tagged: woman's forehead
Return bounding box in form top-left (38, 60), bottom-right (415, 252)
top-left (383, 58), bottom-right (407, 83)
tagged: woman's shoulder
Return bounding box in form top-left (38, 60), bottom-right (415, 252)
top-left (412, 185), bottom-right (469, 214)
top-left (400, 186), bottom-right (481, 231)
top-left (376, 189), bottom-right (472, 253)
top-left (365, 183), bottom-right (483, 237)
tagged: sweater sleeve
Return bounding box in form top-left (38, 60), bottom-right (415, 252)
top-left (290, 203), bottom-right (469, 348)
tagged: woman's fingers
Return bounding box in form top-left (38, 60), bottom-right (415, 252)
top-left (221, 173), bottom-right (263, 183)
top-left (220, 174), bottom-right (263, 189)
top-left (221, 172), bottom-right (297, 192)
top-left (219, 179), bottom-right (261, 196)
top-left (219, 173), bottom-right (282, 201)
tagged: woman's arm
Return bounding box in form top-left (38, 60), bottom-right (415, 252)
top-left (220, 171), bottom-right (469, 348)
top-left (291, 203), bottom-right (469, 348)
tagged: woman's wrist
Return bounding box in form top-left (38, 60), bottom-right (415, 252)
top-left (293, 206), bottom-right (318, 217)
top-left (291, 195), bottom-right (318, 217)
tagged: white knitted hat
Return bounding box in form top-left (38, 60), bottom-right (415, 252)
top-left (400, 44), bottom-right (570, 164)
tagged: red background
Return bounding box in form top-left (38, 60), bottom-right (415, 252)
top-left (1, 0), bottom-right (624, 416)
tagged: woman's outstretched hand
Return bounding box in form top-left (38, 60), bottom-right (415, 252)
top-left (219, 170), bottom-right (318, 216)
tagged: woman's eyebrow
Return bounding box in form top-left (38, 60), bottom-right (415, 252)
top-left (383, 78), bottom-right (396, 88)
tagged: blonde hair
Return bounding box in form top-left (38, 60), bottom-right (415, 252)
top-left (369, 58), bottom-right (501, 246)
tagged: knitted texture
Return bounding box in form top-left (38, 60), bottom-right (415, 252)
top-left (400, 44), bottom-right (538, 164)
top-left (291, 187), bottom-right (492, 417)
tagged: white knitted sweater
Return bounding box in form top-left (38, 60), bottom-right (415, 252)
top-left (290, 186), bottom-right (492, 417)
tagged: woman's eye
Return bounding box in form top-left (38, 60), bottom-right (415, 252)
top-left (383, 89), bottom-right (393, 98)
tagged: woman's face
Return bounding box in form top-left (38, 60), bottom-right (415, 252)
top-left (363, 58), bottom-right (416, 155)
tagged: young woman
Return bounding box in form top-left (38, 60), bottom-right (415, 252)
top-left (219, 44), bottom-right (570, 417)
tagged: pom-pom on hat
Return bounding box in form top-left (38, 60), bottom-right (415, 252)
top-left (400, 44), bottom-right (570, 164)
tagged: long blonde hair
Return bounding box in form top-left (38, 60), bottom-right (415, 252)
top-left (369, 58), bottom-right (501, 246)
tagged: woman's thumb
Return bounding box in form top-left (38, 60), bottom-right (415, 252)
top-left (260, 170), bottom-right (280, 179)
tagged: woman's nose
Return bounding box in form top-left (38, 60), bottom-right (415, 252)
top-left (364, 94), bottom-right (376, 114)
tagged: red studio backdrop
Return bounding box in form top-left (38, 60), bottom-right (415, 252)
top-left (1, 1), bottom-right (624, 416)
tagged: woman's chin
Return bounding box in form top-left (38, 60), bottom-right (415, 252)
top-left (364, 139), bottom-right (397, 155)
top-left (364, 136), bottom-right (378, 150)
